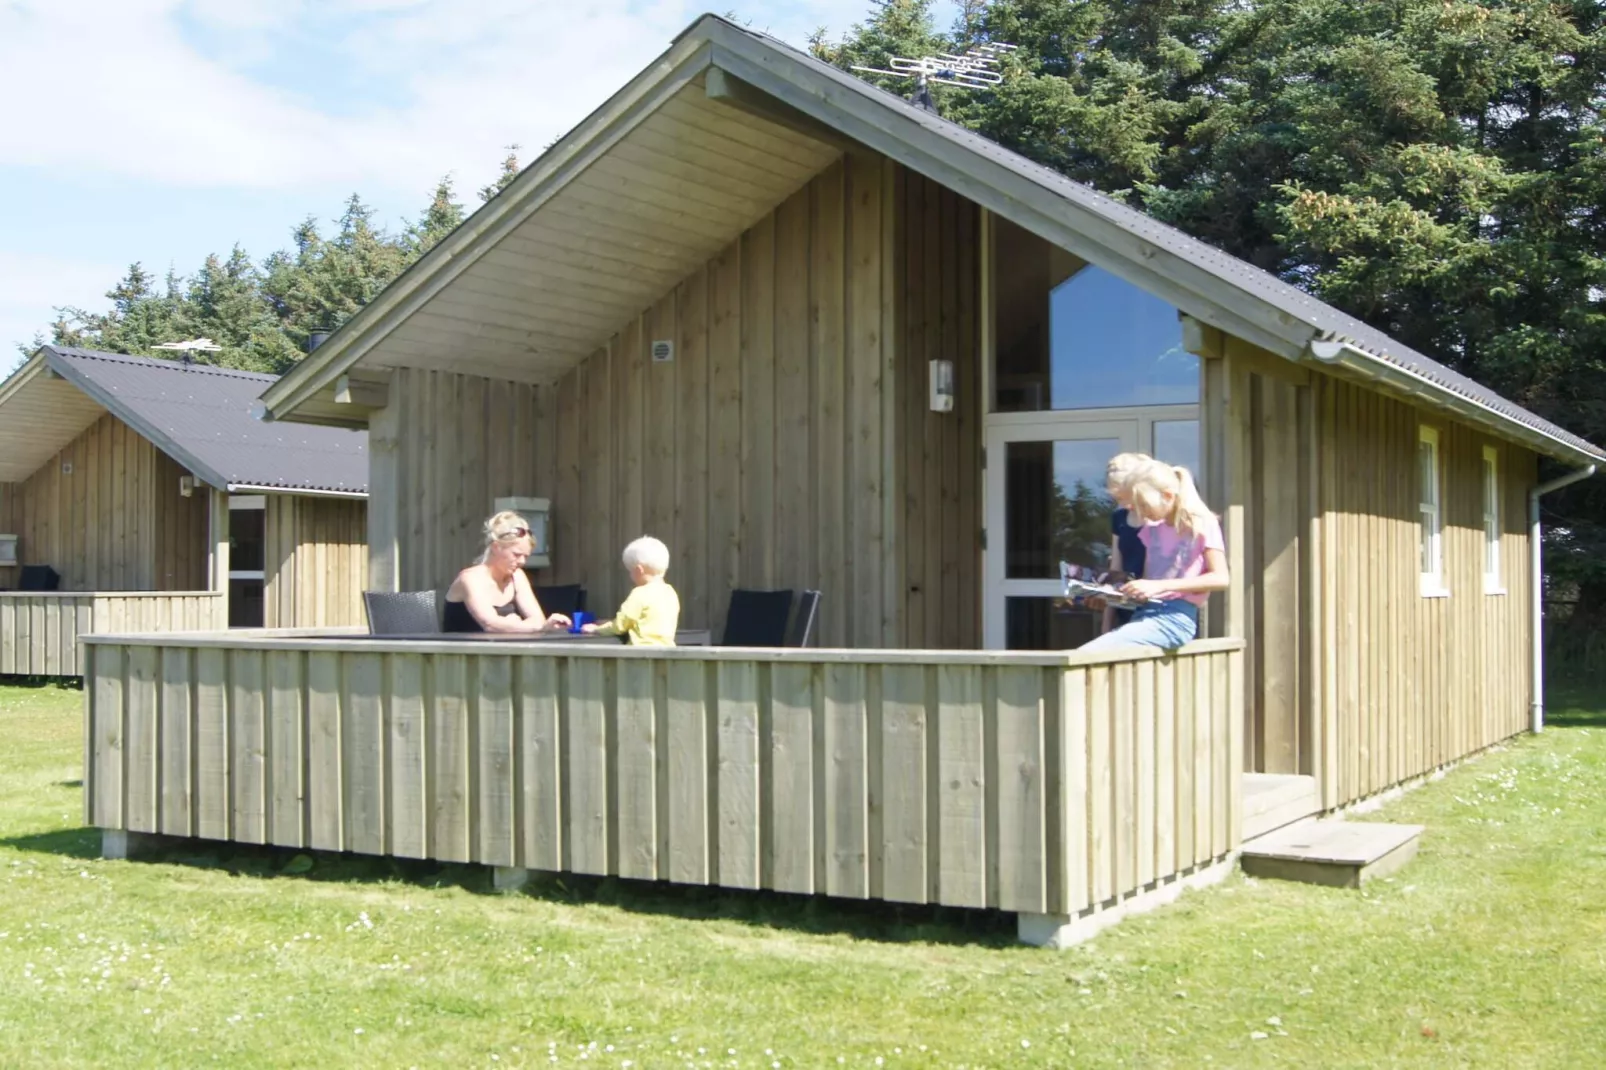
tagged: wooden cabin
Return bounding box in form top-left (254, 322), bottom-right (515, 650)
top-left (78, 16), bottom-right (1602, 945)
top-left (0, 346), bottom-right (369, 675)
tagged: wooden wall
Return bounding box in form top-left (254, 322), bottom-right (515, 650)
top-left (373, 153), bottom-right (983, 649)
top-left (1203, 340), bottom-right (1316, 777)
top-left (0, 592), bottom-right (224, 676)
top-left (1317, 378), bottom-right (1536, 807)
top-left (83, 636), bottom-right (1242, 916)
top-left (1205, 334), bottom-right (1537, 801)
top-left (897, 170), bottom-right (982, 649)
top-left (264, 496), bottom-right (368, 628)
top-left (0, 412), bottom-right (208, 591)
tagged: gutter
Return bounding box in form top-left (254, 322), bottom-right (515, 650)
top-left (1529, 465), bottom-right (1596, 732)
top-left (226, 483), bottom-right (369, 501)
top-left (1307, 339), bottom-right (1604, 470)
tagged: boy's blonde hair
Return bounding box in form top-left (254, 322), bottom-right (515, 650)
top-left (1106, 451), bottom-right (1153, 494)
top-left (622, 535), bottom-right (670, 575)
top-left (1127, 460), bottom-right (1216, 537)
top-left (478, 511), bottom-right (531, 563)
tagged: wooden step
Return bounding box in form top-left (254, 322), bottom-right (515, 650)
top-left (1241, 821), bottom-right (1423, 889)
top-left (1242, 773), bottom-right (1321, 840)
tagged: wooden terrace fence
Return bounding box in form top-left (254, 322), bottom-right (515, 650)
top-left (82, 634), bottom-right (1243, 919)
top-left (0, 592), bottom-right (226, 677)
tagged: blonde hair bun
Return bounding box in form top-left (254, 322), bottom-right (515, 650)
top-left (478, 511), bottom-right (532, 565)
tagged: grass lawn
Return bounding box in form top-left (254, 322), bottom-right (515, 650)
top-left (2, 680), bottom-right (1603, 1068)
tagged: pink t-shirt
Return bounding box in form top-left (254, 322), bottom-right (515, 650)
top-left (1137, 514), bottom-right (1226, 606)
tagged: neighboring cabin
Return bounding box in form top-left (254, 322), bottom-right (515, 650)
top-left (0, 346), bottom-right (368, 675)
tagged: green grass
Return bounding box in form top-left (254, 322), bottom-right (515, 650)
top-left (2, 679), bottom-right (1604, 1068)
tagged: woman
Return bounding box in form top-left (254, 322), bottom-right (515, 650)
top-left (442, 512), bottom-right (571, 634)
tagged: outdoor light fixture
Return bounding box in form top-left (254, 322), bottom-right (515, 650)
top-left (493, 496), bottom-right (551, 567)
top-left (929, 359), bottom-right (955, 412)
top-left (179, 475), bottom-right (197, 498)
top-left (0, 534), bottom-right (16, 567)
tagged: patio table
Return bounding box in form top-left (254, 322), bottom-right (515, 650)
top-left (319, 630), bottom-right (714, 646)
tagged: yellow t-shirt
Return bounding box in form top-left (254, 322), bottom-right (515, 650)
top-left (594, 580), bottom-right (680, 646)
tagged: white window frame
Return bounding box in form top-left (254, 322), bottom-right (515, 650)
top-left (1482, 444), bottom-right (1504, 594)
top-left (1419, 426), bottom-right (1447, 597)
top-left (228, 495), bottom-right (267, 583)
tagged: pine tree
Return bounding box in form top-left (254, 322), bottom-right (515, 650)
top-left (478, 145), bottom-right (522, 202)
top-left (409, 176), bottom-right (466, 255)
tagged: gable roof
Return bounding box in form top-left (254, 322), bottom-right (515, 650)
top-left (0, 347), bottom-right (367, 495)
top-left (259, 13), bottom-right (1603, 468)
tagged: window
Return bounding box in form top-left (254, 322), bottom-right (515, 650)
top-left (1419, 427), bottom-right (1445, 596)
top-left (991, 218), bottom-right (1199, 413)
top-left (1153, 419), bottom-right (1200, 481)
top-left (1482, 445), bottom-right (1502, 593)
top-left (228, 495), bottom-right (266, 628)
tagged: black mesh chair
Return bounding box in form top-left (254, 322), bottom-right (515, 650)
top-left (721, 588), bottom-right (795, 647)
top-left (18, 565), bottom-right (60, 592)
top-left (533, 584), bottom-right (586, 619)
top-left (785, 590), bottom-right (821, 647)
top-left (363, 590), bottom-right (442, 635)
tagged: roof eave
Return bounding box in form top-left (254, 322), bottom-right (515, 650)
top-left (0, 350), bottom-right (49, 410)
top-left (1307, 340), bottom-right (1606, 468)
top-left (259, 27), bottom-right (722, 423)
top-left (225, 482), bottom-right (369, 500)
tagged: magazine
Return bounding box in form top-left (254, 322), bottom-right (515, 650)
top-left (1059, 561), bottom-right (1145, 610)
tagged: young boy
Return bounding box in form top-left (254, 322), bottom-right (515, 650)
top-left (581, 536), bottom-right (680, 646)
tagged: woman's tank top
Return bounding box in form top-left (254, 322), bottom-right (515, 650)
top-left (442, 597), bottom-right (520, 633)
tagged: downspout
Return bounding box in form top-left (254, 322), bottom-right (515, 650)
top-left (1530, 466), bottom-right (1596, 733)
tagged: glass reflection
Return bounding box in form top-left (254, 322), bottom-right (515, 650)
top-left (1153, 419), bottom-right (1200, 476)
top-left (1006, 596), bottom-right (1100, 651)
top-left (992, 217), bottom-right (1199, 412)
top-left (1005, 438), bottom-right (1120, 579)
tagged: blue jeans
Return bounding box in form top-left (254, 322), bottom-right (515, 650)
top-left (1079, 600), bottom-right (1199, 653)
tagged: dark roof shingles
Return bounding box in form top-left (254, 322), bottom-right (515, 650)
top-left (45, 347), bottom-right (367, 494)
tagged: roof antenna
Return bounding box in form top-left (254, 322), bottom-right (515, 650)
top-left (852, 43), bottom-right (1016, 113)
top-left (153, 338), bottom-right (223, 365)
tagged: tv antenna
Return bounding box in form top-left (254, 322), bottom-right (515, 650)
top-left (852, 43), bottom-right (1017, 112)
top-left (154, 338), bottom-right (223, 364)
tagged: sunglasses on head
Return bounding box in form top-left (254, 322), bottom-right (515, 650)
top-left (497, 527), bottom-right (531, 540)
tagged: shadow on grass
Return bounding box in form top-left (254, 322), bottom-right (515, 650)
top-left (0, 674), bottom-right (83, 691)
top-left (1546, 676), bottom-right (1606, 729)
top-left (0, 827), bottom-right (101, 859)
top-left (0, 827), bottom-right (1017, 948)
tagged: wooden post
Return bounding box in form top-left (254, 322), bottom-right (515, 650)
top-left (207, 488), bottom-right (230, 623)
top-left (1190, 317), bottom-right (1228, 640)
top-left (367, 399), bottom-right (401, 593)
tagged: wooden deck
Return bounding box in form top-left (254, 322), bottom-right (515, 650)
top-left (81, 631), bottom-right (1243, 926)
top-left (0, 592), bottom-right (226, 677)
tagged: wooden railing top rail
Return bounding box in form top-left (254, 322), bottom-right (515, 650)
top-left (77, 629), bottom-right (1244, 666)
top-left (0, 591), bottom-right (224, 600)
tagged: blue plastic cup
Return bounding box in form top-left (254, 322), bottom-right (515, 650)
top-left (569, 611), bottom-right (592, 633)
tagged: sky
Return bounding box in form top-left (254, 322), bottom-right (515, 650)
top-left (0, 0), bottom-right (960, 372)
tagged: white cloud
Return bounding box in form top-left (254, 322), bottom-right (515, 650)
top-left (0, 0), bottom-right (877, 197)
top-left (0, 0), bottom-right (881, 360)
top-left (0, 251), bottom-right (126, 362)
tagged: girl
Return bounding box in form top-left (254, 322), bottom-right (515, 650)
top-left (1080, 459), bottom-right (1228, 652)
top-left (1102, 451), bottom-right (1152, 635)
